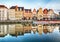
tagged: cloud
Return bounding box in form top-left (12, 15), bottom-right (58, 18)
top-left (45, 0), bottom-right (60, 10)
top-left (44, 0), bottom-right (60, 14)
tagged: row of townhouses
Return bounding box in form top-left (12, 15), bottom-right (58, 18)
top-left (0, 5), bottom-right (59, 21)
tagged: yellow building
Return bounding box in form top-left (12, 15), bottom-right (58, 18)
top-left (15, 24), bottom-right (24, 36)
top-left (15, 6), bottom-right (24, 20)
top-left (37, 24), bottom-right (43, 35)
top-left (37, 8), bottom-right (43, 20)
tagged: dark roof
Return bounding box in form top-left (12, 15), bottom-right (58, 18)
top-left (10, 6), bottom-right (24, 11)
top-left (37, 10), bottom-right (39, 13)
top-left (0, 5), bottom-right (7, 8)
top-left (10, 6), bottom-right (16, 9)
top-left (48, 9), bottom-right (53, 11)
top-left (25, 9), bottom-right (31, 11)
top-left (25, 9), bottom-right (31, 13)
top-left (18, 7), bottom-right (24, 11)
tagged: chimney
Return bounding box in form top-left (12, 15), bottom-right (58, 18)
top-left (15, 5), bottom-right (18, 11)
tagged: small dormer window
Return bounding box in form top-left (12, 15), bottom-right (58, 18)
top-left (20, 8), bottom-right (22, 11)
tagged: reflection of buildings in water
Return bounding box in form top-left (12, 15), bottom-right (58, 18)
top-left (8, 24), bottom-right (15, 36)
top-left (0, 23), bottom-right (59, 37)
top-left (8, 24), bottom-right (24, 37)
top-left (32, 24), bottom-right (37, 34)
top-left (54, 25), bottom-right (60, 32)
top-left (32, 28), bottom-right (37, 34)
top-left (15, 24), bottom-right (24, 36)
top-left (24, 24), bottom-right (32, 33)
top-left (43, 25), bottom-right (48, 34)
top-left (8, 24), bottom-right (32, 37)
top-left (37, 24), bottom-right (43, 35)
top-left (59, 25), bottom-right (60, 32)
top-left (0, 25), bottom-right (8, 37)
top-left (47, 25), bottom-right (54, 33)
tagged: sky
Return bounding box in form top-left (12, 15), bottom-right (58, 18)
top-left (0, 0), bottom-right (60, 12)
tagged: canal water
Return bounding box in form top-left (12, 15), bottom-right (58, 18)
top-left (0, 23), bottom-right (60, 42)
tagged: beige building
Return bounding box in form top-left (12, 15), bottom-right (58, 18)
top-left (8, 24), bottom-right (24, 36)
top-left (8, 24), bottom-right (15, 36)
top-left (10, 5), bottom-right (24, 20)
top-left (37, 8), bottom-right (43, 20)
top-left (8, 9), bottom-right (15, 20)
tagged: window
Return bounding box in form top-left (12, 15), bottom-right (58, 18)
top-left (20, 9), bottom-right (22, 11)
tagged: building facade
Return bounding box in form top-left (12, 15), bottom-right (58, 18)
top-left (32, 8), bottom-right (37, 20)
top-left (8, 24), bottom-right (15, 36)
top-left (43, 8), bottom-right (48, 20)
top-left (0, 5), bottom-right (8, 21)
top-left (48, 9), bottom-right (55, 20)
top-left (8, 9), bottom-right (15, 20)
top-left (15, 6), bottom-right (24, 20)
top-left (37, 24), bottom-right (43, 35)
top-left (10, 5), bottom-right (24, 20)
top-left (23, 9), bottom-right (32, 20)
top-left (0, 25), bottom-right (8, 37)
top-left (37, 8), bottom-right (43, 20)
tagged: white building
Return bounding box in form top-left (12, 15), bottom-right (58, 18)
top-left (0, 25), bottom-right (8, 37)
top-left (0, 5), bottom-right (8, 21)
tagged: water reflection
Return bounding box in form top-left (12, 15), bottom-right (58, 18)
top-left (0, 23), bottom-right (60, 37)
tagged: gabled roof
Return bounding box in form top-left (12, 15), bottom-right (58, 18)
top-left (33, 8), bottom-right (36, 12)
top-left (0, 5), bottom-right (7, 9)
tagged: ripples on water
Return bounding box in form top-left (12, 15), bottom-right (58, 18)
top-left (0, 23), bottom-right (60, 42)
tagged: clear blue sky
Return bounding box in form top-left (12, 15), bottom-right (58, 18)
top-left (0, 0), bottom-right (60, 10)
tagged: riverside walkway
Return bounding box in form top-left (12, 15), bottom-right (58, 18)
top-left (33, 20), bottom-right (60, 24)
top-left (0, 20), bottom-right (60, 24)
top-left (0, 20), bottom-right (33, 23)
